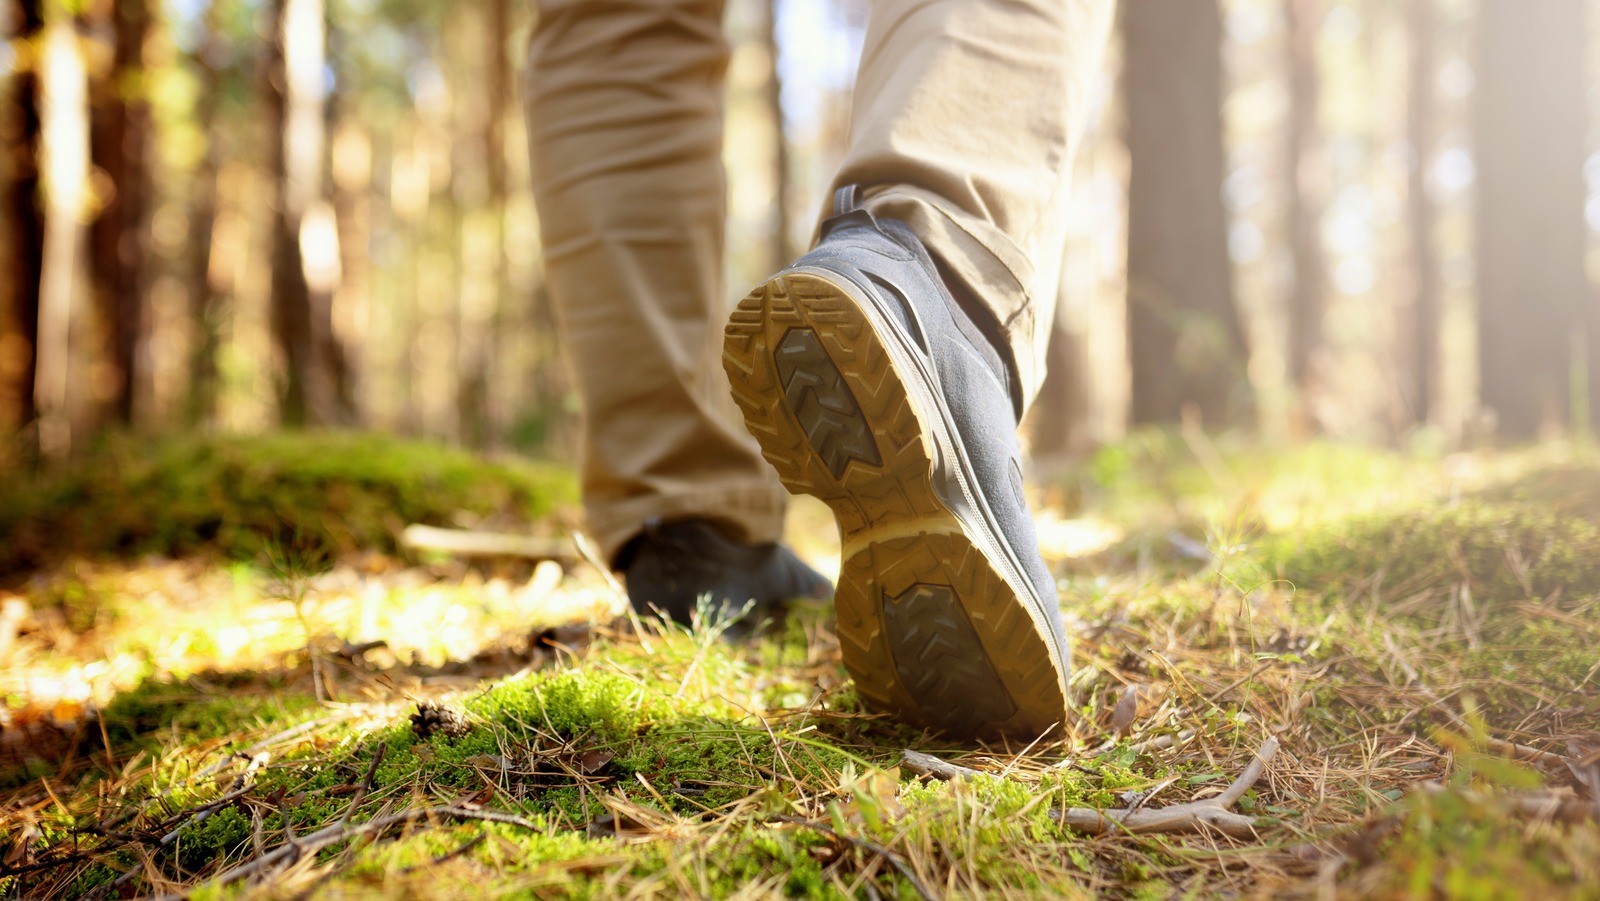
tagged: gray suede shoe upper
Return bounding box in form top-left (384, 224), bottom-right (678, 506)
top-left (793, 187), bottom-right (1065, 653)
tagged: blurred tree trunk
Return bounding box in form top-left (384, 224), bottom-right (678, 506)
top-left (35, 15), bottom-right (91, 459)
top-left (515, 28), bottom-right (565, 453)
top-left (1406, 0), bottom-right (1439, 427)
top-left (328, 121), bottom-right (369, 430)
top-left (1475, 0), bottom-right (1588, 438)
top-left (760, 0), bottom-right (791, 271)
top-left (327, 13), bottom-right (369, 434)
top-left (488, 0), bottom-right (515, 449)
top-left (184, 0), bottom-right (227, 426)
top-left (1122, 0), bottom-right (1250, 427)
top-left (1028, 275), bottom-right (1093, 462)
top-left (1284, 0), bottom-right (1326, 427)
top-left (455, 0), bottom-right (513, 449)
top-left (265, 0), bottom-right (351, 426)
top-left (4, 0), bottom-right (46, 435)
top-left (88, 0), bottom-right (154, 427)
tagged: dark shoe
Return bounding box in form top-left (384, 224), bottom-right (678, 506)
top-left (721, 186), bottom-right (1069, 739)
top-left (616, 518), bottom-right (833, 637)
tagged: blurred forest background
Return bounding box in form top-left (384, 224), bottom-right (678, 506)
top-left (2, 0), bottom-right (1598, 470)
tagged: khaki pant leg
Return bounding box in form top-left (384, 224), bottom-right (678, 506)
top-left (832, 0), bottom-right (1115, 411)
top-left (526, 0), bottom-right (787, 562)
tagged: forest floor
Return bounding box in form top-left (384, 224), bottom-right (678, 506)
top-left (1, 432), bottom-right (1598, 900)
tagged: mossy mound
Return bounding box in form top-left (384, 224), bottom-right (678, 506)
top-left (0, 431), bottom-right (576, 578)
top-left (1470, 464), bottom-right (1600, 526)
top-left (31, 629), bottom-right (1196, 899)
top-left (97, 672), bottom-right (324, 752)
top-left (1276, 503), bottom-right (1600, 612)
top-left (1272, 478), bottom-right (1600, 722)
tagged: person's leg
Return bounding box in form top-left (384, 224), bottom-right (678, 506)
top-left (724, 0), bottom-right (1113, 737)
top-left (526, 0), bottom-right (827, 623)
top-left (525, 0), bottom-right (785, 561)
top-left (833, 0), bottom-right (1115, 413)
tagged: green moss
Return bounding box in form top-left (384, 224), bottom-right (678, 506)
top-left (1270, 485), bottom-right (1600, 725)
top-left (99, 673), bottom-right (322, 750)
top-left (1277, 504), bottom-right (1600, 609)
top-left (1471, 465), bottom-right (1600, 526)
top-left (1453, 618), bottom-right (1600, 718)
top-left (61, 862), bottom-right (120, 898)
top-left (473, 670), bottom-right (664, 745)
top-left (431, 664), bottom-right (857, 825)
top-left (0, 431), bottom-right (576, 577)
top-left (175, 805), bottom-right (253, 873)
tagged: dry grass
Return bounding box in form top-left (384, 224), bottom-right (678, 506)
top-left (2, 438), bottom-right (1598, 899)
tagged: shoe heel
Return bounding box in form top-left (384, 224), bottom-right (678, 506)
top-left (836, 533), bottom-right (1064, 738)
top-left (724, 272), bottom-right (936, 532)
top-left (724, 272), bottom-right (1067, 739)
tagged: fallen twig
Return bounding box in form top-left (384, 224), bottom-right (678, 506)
top-left (93, 717), bottom-right (335, 838)
top-left (1129, 728), bottom-right (1198, 755)
top-left (1484, 738), bottom-right (1568, 768)
top-left (899, 750), bottom-right (983, 782)
top-left (1415, 782), bottom-right (1596, 823)
top-left (1073, 726), bottom-right (1201, 762)
top-left (337, 744), bottom-right (387, 827)
top-left (1055, 737), bottom-right (1280, 837)
top-left (401, 524), bottom-right (572, 562)
top-left (335, 639), bottom-right (388, 662)
top-left (81, 755), bottom-right (272, 898)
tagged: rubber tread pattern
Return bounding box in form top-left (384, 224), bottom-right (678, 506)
top-left (723, 273), bottom-right (1067, 739)
top-left (882, 583), bottom-right (1017, 736)
top-left (774, 327), bottom-right (882, 480)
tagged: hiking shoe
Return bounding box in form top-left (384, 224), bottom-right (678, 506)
top-left (616, 518), bottom-right (833, 637)
top-left (722, 186), bottom-right (1069, 739)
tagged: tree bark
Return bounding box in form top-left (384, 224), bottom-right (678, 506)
top-left (1474, 0), bottom-right (1588, 438)
top-left (487, 0), bottom-right (513, 448)
top-left (4, 0), bottom-right (46, 434)
top-left (184, 0), bottom-right (228, 426)
top-left (326, 14), bottom-right (369, 433)
top-left (1284, 0), bottom-right (1326, 425)
top-left (35, 15), bottom-right (91, 459)
top-left (456, 0), bottom-right (514, 448)
top-left (1028, 271), bottom-right (1093, 462)
top-left (1406, 0), bottom-right (1439, 427)
top-left (265, 0), bottom-right (350, 426)
top-left (88, 0), bottom-right (155, 426)
top-left (760, 0), bottom-right (791, 272)
top-left (1122, 0), bottom-right (1250, 427)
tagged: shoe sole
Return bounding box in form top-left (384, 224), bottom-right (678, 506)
top-left (723, 271), bottom-right (1066, 739)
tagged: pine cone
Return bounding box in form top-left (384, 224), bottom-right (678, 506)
top-left (410, 701), bottom-right (471, 740)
